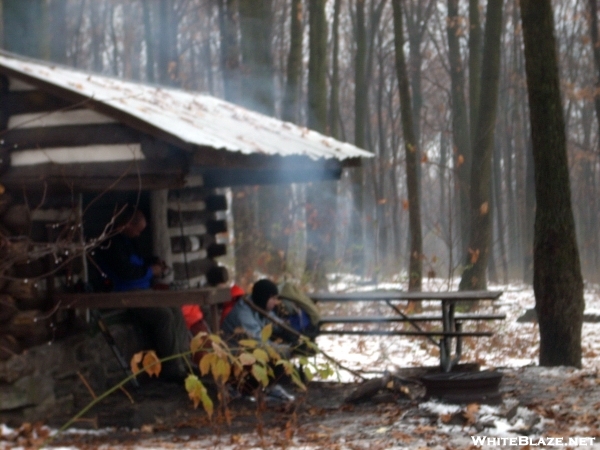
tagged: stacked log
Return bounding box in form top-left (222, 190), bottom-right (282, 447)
top-left (0, 189), bottom-right (51, 361)
top-left (167, 188), bottom-right (229, 287)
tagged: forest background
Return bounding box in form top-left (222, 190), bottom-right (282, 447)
top-left (0, 0), bottom-right (597, 360)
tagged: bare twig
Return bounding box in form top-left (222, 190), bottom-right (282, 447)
top-left (77, 371), bottom-right (98, 399)
top-left (119, 386), bottom-right (135, 404)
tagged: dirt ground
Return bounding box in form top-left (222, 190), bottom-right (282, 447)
top-left (3, 364), bottom-right (600, 449)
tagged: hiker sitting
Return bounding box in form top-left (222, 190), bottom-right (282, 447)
top-left (221, 279), bottom-right (295, 402)
top-left (98, 207), bottom-right (190, 383)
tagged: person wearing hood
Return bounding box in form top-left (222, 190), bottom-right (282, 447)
top-left (220, 278), bottom-right (295, 402)
top-left (221, 279), bottom-right (290, 356)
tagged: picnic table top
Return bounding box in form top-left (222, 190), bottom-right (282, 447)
top-left (310, 290), bottom-right (503, 302)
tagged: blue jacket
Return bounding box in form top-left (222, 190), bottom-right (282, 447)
top-left (99, 233), bottom-right (154, 291)
top-left (221, 298), bottom-right (291, 358)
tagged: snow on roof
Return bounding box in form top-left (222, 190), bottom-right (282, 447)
top-left (0, 52), bottom-right (372, 161)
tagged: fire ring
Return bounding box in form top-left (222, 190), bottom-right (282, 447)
top-left (420, 370), bottom-right (503, 405)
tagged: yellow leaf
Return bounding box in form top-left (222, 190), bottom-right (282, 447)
top-left (456, 154), bottom-right (464, 168)
top-left (265, 344), bottom-right (281, 361)
top-left (479, 201), bottom-right (489, 215)
top-left (130, 351), bottom-right (144, 375)
top-left (185, 374), bottom-right (206, 409)
top-left (208, 334), bottom-right (223, 344)
top-left (402, 199), bottom-right (409, 211)
top-left (253, 348), bottom-right (269, 364)
top-left (142, 350), bottom-right (161, 377)
top-left (201, 390), bottom-right (214, 418)
top-left (200, 353), bottom-right (217, 376)
top-left (251, 363), bottom-right (269, 388)
top-left (239, 352), bottom-right (256, 366)
top-left (239, 339), bottom-right (258, 348)
top-left (260, 324), bottom-right (273, 342)
top-left (213, 358), bottom-right (231, 383)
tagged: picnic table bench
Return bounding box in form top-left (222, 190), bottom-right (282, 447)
top-left (311, 290), bottom-right (504, 372)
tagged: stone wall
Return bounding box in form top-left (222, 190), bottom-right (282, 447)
top-left (0, 322), bottom-right (142, 427)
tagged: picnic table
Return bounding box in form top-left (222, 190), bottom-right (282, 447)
top-left (311, 290), bottom-right (504, 372)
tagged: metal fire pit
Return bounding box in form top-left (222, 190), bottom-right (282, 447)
top-left (420, 370), bottom-right (503, 405)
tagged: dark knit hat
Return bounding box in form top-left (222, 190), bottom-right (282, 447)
top-left (251, 279), bottom-right (279, 310)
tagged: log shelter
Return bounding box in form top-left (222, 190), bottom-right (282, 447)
top-left (0, 50), bottom-right (371, 356)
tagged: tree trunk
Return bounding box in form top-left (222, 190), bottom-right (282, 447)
top-left (347, 0), bottom-right (367, 275)
top-left (391, 0), bottom-right (422, 291)
top-left (305, 0), bottom-right (334, 289)
top-left (493, 140), bottom-right (508, 284)
top-left (520, 0), bottom-right (584, 368)
top-left (282, 0), bottom-right (303, 124)
top-left (328, 0), bottom-right (342, 139)
top-left (459, 0), bottom-right (503, 291)
top-left (447, 0), bottom-right (471, 259)
top-left (403, 0), bottom-right (433, 148)
top-left (588, 0), bottom-right (600, 142)
top-left (469, 0), bottom-right (482, 147)
top-left (307, 0), bottom-right (327, 132)
top-left (355, 0), bottom-right (367, 151)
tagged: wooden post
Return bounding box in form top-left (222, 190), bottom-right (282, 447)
top-left (150, 190), bottom-right (173, 283)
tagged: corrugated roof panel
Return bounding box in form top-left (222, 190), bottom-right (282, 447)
top-left (0, 53), bottom-right (372, 161)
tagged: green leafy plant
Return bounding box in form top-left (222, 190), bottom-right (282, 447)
top-left (43, 324), bottom-right (335, 448)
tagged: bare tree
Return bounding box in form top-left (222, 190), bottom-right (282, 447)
top-left (520, 0), bottom-right (584, 367)
top-left (391, 0), bottom-right (422, 291)
top-left (459, 0), bottom-right (503, 291)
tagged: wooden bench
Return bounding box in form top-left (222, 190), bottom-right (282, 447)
top-left (311, 290), bottom-right (504, 372)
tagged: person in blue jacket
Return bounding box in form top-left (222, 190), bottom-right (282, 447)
top-left (221, 279), bottom-right (295, 402)
top-left (100, 208), bottom-right (190, 383)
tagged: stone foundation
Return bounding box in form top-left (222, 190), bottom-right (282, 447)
top-left (0, 322), bottom-right (143, 426)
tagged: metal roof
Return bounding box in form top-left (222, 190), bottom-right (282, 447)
top-left (0, 52), bottom-right (372, 161)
